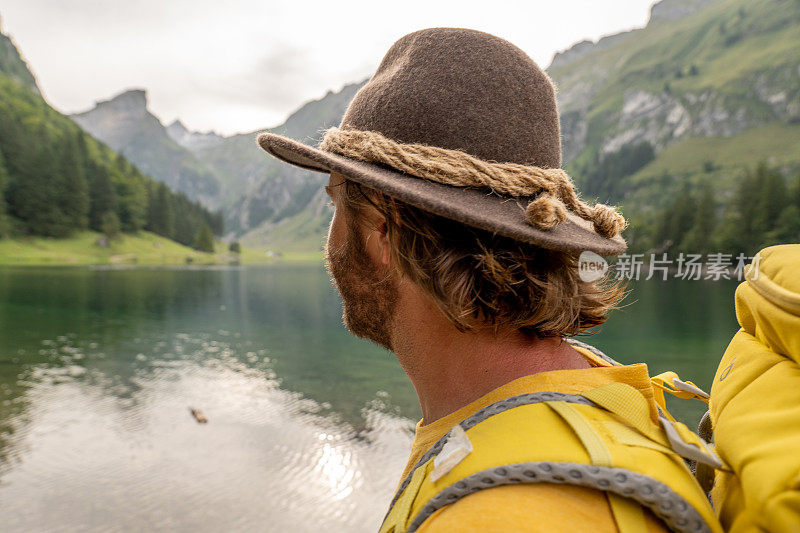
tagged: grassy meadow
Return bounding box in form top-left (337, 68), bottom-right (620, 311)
top-left (0, 231), bottom-right (322, 266)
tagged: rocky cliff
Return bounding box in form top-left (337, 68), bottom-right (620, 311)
top-left (71, 90), bottom-right (222, 209)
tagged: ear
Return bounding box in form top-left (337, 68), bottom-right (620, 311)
top-left (376, 220), bottom-right (391, 265)
top-left (359, 192), bottom-right (393, 266)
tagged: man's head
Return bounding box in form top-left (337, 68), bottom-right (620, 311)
top-left (259, 28), bottom-right (627, 258)
top-left (324, 171), bottom-right (625, 350)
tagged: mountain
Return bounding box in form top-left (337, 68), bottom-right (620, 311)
top-left (0, 22), bottom-right (221, 247)
top-left (551, 0), bottom-right (799, 164)
top-left (72, 80), bottom-right (364, 247)
top-left (166, 119), bottom-right (224, 151)
top-left (547, 0), bottom-right (800, 252)
top-left (72, 90), bottom-right (222, 209)
top-left (162, 81), bottom-right (363, 246)
top-left (168, 0), bottom-right (799, 255)
top-left (59, 0), bottom-right (800, 255)
top-left (235, 0), bottom-right (799, 255)
top-left (0, 20), bottom-right (38, 95)
top-left (215, 82), bottom-right (363, 245)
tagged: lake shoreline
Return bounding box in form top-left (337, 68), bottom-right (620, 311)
top-left (0, 231), bottom-right (324, 267)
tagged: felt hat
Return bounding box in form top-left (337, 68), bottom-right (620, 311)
top-left (257, 28), bottom-right (626, 255)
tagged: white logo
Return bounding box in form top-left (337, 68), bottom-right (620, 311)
top-left (578, 251), bottom-right (609, 282)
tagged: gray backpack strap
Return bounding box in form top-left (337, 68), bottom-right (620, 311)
top-left (384, 392), bottom-right (595, 522)
top-left (407, 462), bottom-right (712, 533)
top-left (566, 338), bottom-right (623, 366)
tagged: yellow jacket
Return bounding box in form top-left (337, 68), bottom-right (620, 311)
top-left (710, 244), bottom-right (800, 532)
top-left (382, 346), bottom-right (722, 533)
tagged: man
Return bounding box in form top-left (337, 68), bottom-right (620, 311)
top-left (258, 28), bottom-right (721, 533)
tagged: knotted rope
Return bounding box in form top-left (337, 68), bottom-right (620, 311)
top-left (320, 127), bottom-right (626, 238)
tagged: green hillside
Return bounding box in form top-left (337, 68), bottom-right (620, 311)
top-left (0, 230), bottom-right (281, 266)
top-left (0, 231), bottom-right (217, 266)
top-left (240, 198), bottom-right (330, 256)
top-left (0, 30), bottom-right (38, 93)
top-left (0, 26), bottom-right (223, 258)
top-left (546, 0), bottom-right (800, 254)
top-left (551, 0), bottom-right (800, 159)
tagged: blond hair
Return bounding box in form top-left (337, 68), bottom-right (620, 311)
top-left (339, 179), bottom-right (627, 338)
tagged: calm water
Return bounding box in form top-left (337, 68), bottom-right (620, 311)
top-left (0, 265), bottom-right (740, 532)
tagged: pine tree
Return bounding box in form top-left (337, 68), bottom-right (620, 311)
top-left (58, 130), bottom-right (90, 230)
top-left (790, 171), bottom-right (800, 209)
top-left (169, 194), bottom-right (205, 246)
top-left (0, 149), bottom-right (10, 237)
top-left (100, 210), bottom-right (121, 240)
top-left (147, 183), bottom-right (174, 237)
top-left (680, 181), bottom-right (716, 253)
top-left (115, 152), bottom-right (131, 175)
top-left (193, 221), bottom-right (214, 253)
top-left (11, 126), bottom-right (70, 236)
top-left (87, 161), bottom-right (118, 231)
top-left (117, 169), bottom-right (148, 232)
top-left (752, 161), bottom-right (788, 237)
top-left (763, 205), bottom-right (800, 246)
top-left (716, 166), bottom-right (762, 255)
top-left (206, 209), bottom-right (224, 236)
top-left (654, 183), bottom-right (696, 250)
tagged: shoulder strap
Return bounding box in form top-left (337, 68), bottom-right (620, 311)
top-left (383, 391), bottom-right (595, 520)
top-left (383, 385), bottom-right (723, 533)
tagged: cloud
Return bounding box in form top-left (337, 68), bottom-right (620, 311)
top-left (0, 0), bottom-right (656, 135)
top-left (217, 45), bottom-right (324, 110)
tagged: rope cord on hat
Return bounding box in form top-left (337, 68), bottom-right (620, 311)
top-left (319, 127), bottom-right (627, 238)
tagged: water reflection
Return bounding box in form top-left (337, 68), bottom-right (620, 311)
top-left (0, 266), bottom-right (416, 532)
top-left (0, 335), bottom-right (414, 532)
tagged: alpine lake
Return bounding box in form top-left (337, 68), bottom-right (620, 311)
top-left (0, 264), bottom-right (740, 532)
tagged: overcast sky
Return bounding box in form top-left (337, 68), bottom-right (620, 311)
top-left (0, 0), bottom-right (657, 136)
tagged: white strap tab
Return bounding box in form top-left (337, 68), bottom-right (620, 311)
top-left (431, 425), bottom-right (473, 482)
top-left (672, 377), bottom-right (710, 399)
top-left (660, 418), bottom-right (723, 469)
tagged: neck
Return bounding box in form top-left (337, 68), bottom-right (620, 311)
top-left (389, 281), bottom-right (591, 425)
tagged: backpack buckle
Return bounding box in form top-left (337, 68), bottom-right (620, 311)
top-left (660, 417), bottom-right (723, 469)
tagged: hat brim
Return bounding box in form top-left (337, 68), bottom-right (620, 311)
top-left (257, 133), bottom-right (626, 256)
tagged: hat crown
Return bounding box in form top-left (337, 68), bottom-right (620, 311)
top-left (340, 28), bottom-right (562, 168)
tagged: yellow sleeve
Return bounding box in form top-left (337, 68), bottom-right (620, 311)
top-left (762, 486), bottom-right (800, 533)
top-left (415, 484), bottom-right (669, 532)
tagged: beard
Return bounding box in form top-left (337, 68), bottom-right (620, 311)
top-left (324, 217), bottom-right (399, 351)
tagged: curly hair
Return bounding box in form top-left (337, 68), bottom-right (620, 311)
top-left (337, 178), bottom-right (627, 339)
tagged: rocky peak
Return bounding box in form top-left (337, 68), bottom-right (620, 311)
top-left (649, 0), bottom-right (718, 24)
top-left (548, 0), bottom-right (720, 71)
top-left (166, 119), bottom-right (223, 150)
top-left (549, 40), bottom-right (595, 70)
top-left (167, 119), bottom-right (188, 137)
top-left (71, 88), bottom-right (158, 162)
top-left (92, 89), bottom-right (149, 116)
top-left (549, 30), bottom-right (637, 71)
